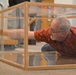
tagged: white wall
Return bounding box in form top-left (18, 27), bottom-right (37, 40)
top-left (73, 0), bottom-right (76, 4)
top-left (72, 0), bottom-right (76, 26)
top-left (55, 0), bottom-right (73, 4)
top-left (0, 0), bottom-right (8, 9)
top-left (0, 0), bottom-right (8, 30)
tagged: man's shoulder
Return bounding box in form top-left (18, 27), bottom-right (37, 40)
top-left (71, 26), bottom-right (76, 29)
top-left (35, 28), bottom-right (50, 33)
top-left (70, 26), bottom-right (76, 35)
top-left (71, 26), bottom-right (76, 31)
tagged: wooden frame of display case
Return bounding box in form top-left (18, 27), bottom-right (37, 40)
top-left (0, 2), bottom-right (76, 70)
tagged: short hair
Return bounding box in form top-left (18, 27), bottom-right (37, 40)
top-left (54, 16), bottom-right (71, 34)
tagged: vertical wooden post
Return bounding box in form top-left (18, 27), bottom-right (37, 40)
top-left (0, 12), bottom-right (4, 52)
top-left (24, 2), bottom-right (29, 70)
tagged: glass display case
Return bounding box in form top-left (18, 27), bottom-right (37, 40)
top-left (0, 2), bottom-right (76, 70)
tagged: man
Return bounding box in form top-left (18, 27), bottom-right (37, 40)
top-left (0, 16), bottom-right (76, 57)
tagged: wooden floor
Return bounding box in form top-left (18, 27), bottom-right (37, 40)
top-left (0, 61), bottom-right (76, 75)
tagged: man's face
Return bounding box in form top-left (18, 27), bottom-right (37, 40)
top-left (50, 20), bottom-right (66, 41)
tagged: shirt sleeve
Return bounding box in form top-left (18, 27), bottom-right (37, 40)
top-left (34, 29), bottom-right (51, 42)
top-left (71, 27), bottom-right (76, 36)
top-left (74, 27), bottom-right (76, 36)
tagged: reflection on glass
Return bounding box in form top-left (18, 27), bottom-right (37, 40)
top-left (29, 52), bottom-right (76, 66)
top-left (56, 55), bottom-right (76, 65)
top-left (0, 6), bottom-right (24, 66)
top-left (29, 52), bottom-right (56, 66)
top-left (29, 6), bottom-right (76, 19)
top-left (0, 53), bottom-right (24, 65)
top-left (28, 40), bottom-right (76, 67)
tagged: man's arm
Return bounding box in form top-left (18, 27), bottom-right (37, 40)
top-left (28, 31), bottom-right (35, 39)
top-left (0, 29), bottom-right (35, 39)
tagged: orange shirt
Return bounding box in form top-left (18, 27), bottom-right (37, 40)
top-left (34, 27), bottom-right (76, 57)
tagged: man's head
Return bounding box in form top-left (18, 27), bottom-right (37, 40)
top-left (50, 16), bottom-right (71, 41)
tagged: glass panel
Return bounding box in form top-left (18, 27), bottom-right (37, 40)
top-left (28, 4), bottom-right (76, 68)
top-left (54, 7), bottom-right (76, 17)
top-left (28, 5), bottom-right (76, 19)
top-left (28, 5), bottom-right (50, 18)
top-left (0, 5), bottom-right (25, 66)
top-left (0, 2), bottom-right (76, 70)
top-left (28, 52), bottom-right (56, 66)
top-left (0, 53), bottom-right (24, 64)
